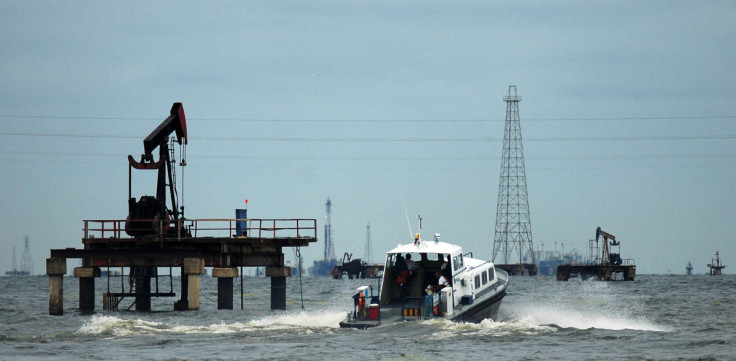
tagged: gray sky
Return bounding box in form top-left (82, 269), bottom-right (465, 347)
top-left (1, 1), bottom-right (734, 275)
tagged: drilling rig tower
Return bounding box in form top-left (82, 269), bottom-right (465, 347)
top-left (309, 197), bottom-right (338, 276)
top-left (492, 86), bottom-right (538, 276)
top-left (363, 222), bottom-right (373, 264)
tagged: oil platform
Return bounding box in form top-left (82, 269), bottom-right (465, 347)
top-left (534, 242), bottom-right (584, 276)
top-left (492, 85), bottom-right (537, 276)
top-left (331, 223), bottom-right (384, 279)
top-left (46, 103), bottom-right (316, 315)
top-left (708, 251), bottom-right (726, 275)
top-left (5, 236), bottom-right (33, 276)
top-left (309, 198), bottom-right (338, 276)
top-left (556, 227), bottom-right (636, 281)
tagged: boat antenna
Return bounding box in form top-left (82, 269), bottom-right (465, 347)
top-left (415, 215), bottom-right (422, 245)
top-left (401, 194), bottom-right (413, 239)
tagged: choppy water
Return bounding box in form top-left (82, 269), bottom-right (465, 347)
top-left (1, 274), bottom-right (734, 360)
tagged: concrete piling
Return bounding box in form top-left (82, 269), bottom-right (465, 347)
top-left (47, 258), bottom-right (67, 315)
top-left (74, 267), bottom-right (100, 311)
top-left (212, 267), bottom-right (238, 310)
top-left (266, 266), bottom-right (291, 310)
top-left (183, 258), bottom-right (204, 310)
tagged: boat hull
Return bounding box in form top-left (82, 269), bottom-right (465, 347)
top-left (450, 287), bottom-right (506, 323)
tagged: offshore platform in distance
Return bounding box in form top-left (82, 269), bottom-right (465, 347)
top-left (5, 236), bottom-right (33, 276)
top-left (708, 251), bottom-right (726, 275)
top-left (556, 227), bottom-right (636, 281)
top-left (309, 197), bottom-right (338, 276)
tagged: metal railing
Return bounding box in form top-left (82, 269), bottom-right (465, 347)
top-left (83, 218), bottom-right (317, 240)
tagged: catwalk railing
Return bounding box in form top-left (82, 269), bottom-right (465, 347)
top-left (82, 218), bottom-right (318, 240)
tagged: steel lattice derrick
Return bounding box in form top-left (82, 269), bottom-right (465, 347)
top-left (493, 86), bottom-right (535, 266)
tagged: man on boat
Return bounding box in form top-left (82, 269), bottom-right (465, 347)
top-left (405, 254), bottom-right (416, 270)
top-left (440, 255), bottom-right (452, 285)
top-left (429, 272), bottom-right (449, 292)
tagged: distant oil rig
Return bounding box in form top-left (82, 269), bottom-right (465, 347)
top-left (556, 227), bottom-right (636, 281)
top-left (309, 197), bottom-right (338, 276)
top-left (331, 222), bottom-right (384, 279)
top-left (533, 242), bottom-right (584, 276)
top-left (708, 251), bottom-right (726, 275)
top-left (5, 236), bottom-right (33, 276)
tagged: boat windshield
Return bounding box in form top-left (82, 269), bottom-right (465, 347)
top-left (386, 252), bottom-right (447, 267)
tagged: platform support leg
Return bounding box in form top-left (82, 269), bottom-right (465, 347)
top-left (213, 267), bottom-right (238, 310)
top-left (174, 274), bottom-right (189, 311)
top-left (266, 266), bottom-right (291, 310)
top-left (79, 278), bottom-right (95, 310)
top-left (75, 267), bottom-right (100, 311)
top-left (218, 277), bottom-right (234, 310)
top-left (556, 267), bottom-right (569, 281)
top-left (271, 277), bottom-right (286, 310)
top-left (183, 258), bottom-right (204, 310)
top-left (133, 266), bottom-right (153, 311)
top-left (187, 274), bottom-right (200, 310)
top-left (47, 258), bottom-right (67, 316)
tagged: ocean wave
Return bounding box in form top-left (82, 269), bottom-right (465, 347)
top-left (427, 317), bottom-right (556, 339)
top-left (77, 311), bottom-right (347, 337)
top-left (504, 302), bottom-right (671, 332)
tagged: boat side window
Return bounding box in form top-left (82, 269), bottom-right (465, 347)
top-left (387, 254), bottom-right (397, 268)
top-left (452, 254), bottom-right (464, 271)
top-left (488, 268), bottom-right (494, 281)
top-left (482, 271), bottom-right (488, 285)
top-left (474, 275), bottom-right (481, 288)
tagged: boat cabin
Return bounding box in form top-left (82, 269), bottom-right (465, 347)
top-left (340, 233), bottom-right (508, 328)
top-left (379, 238), bottom-right (498, 317)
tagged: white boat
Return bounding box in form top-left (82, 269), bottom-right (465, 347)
top-left (339, 223), bottom-right (509, 329)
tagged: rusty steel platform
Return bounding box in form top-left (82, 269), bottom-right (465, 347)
top-left (51, 218), bottom-right (316, 268)
top-left (494, 263), bottom-right (538, 276)
top-left (556, 264), bottom-right (636, 281)
top-left (47, 218), bottom-right (317, 315)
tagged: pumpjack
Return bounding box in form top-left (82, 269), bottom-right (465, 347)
top-left (597, 227), bottom-right (622, 266)
top-left (556, 226), bottom-right (636, 281)
top-left (125, 103), bottom-right (188, 237)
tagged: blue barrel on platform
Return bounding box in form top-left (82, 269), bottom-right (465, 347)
top-left (235, 209), bottom-right (248, 236)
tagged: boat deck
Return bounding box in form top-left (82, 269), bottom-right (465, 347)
top-left (52, 218), bottom-right (317, 268)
